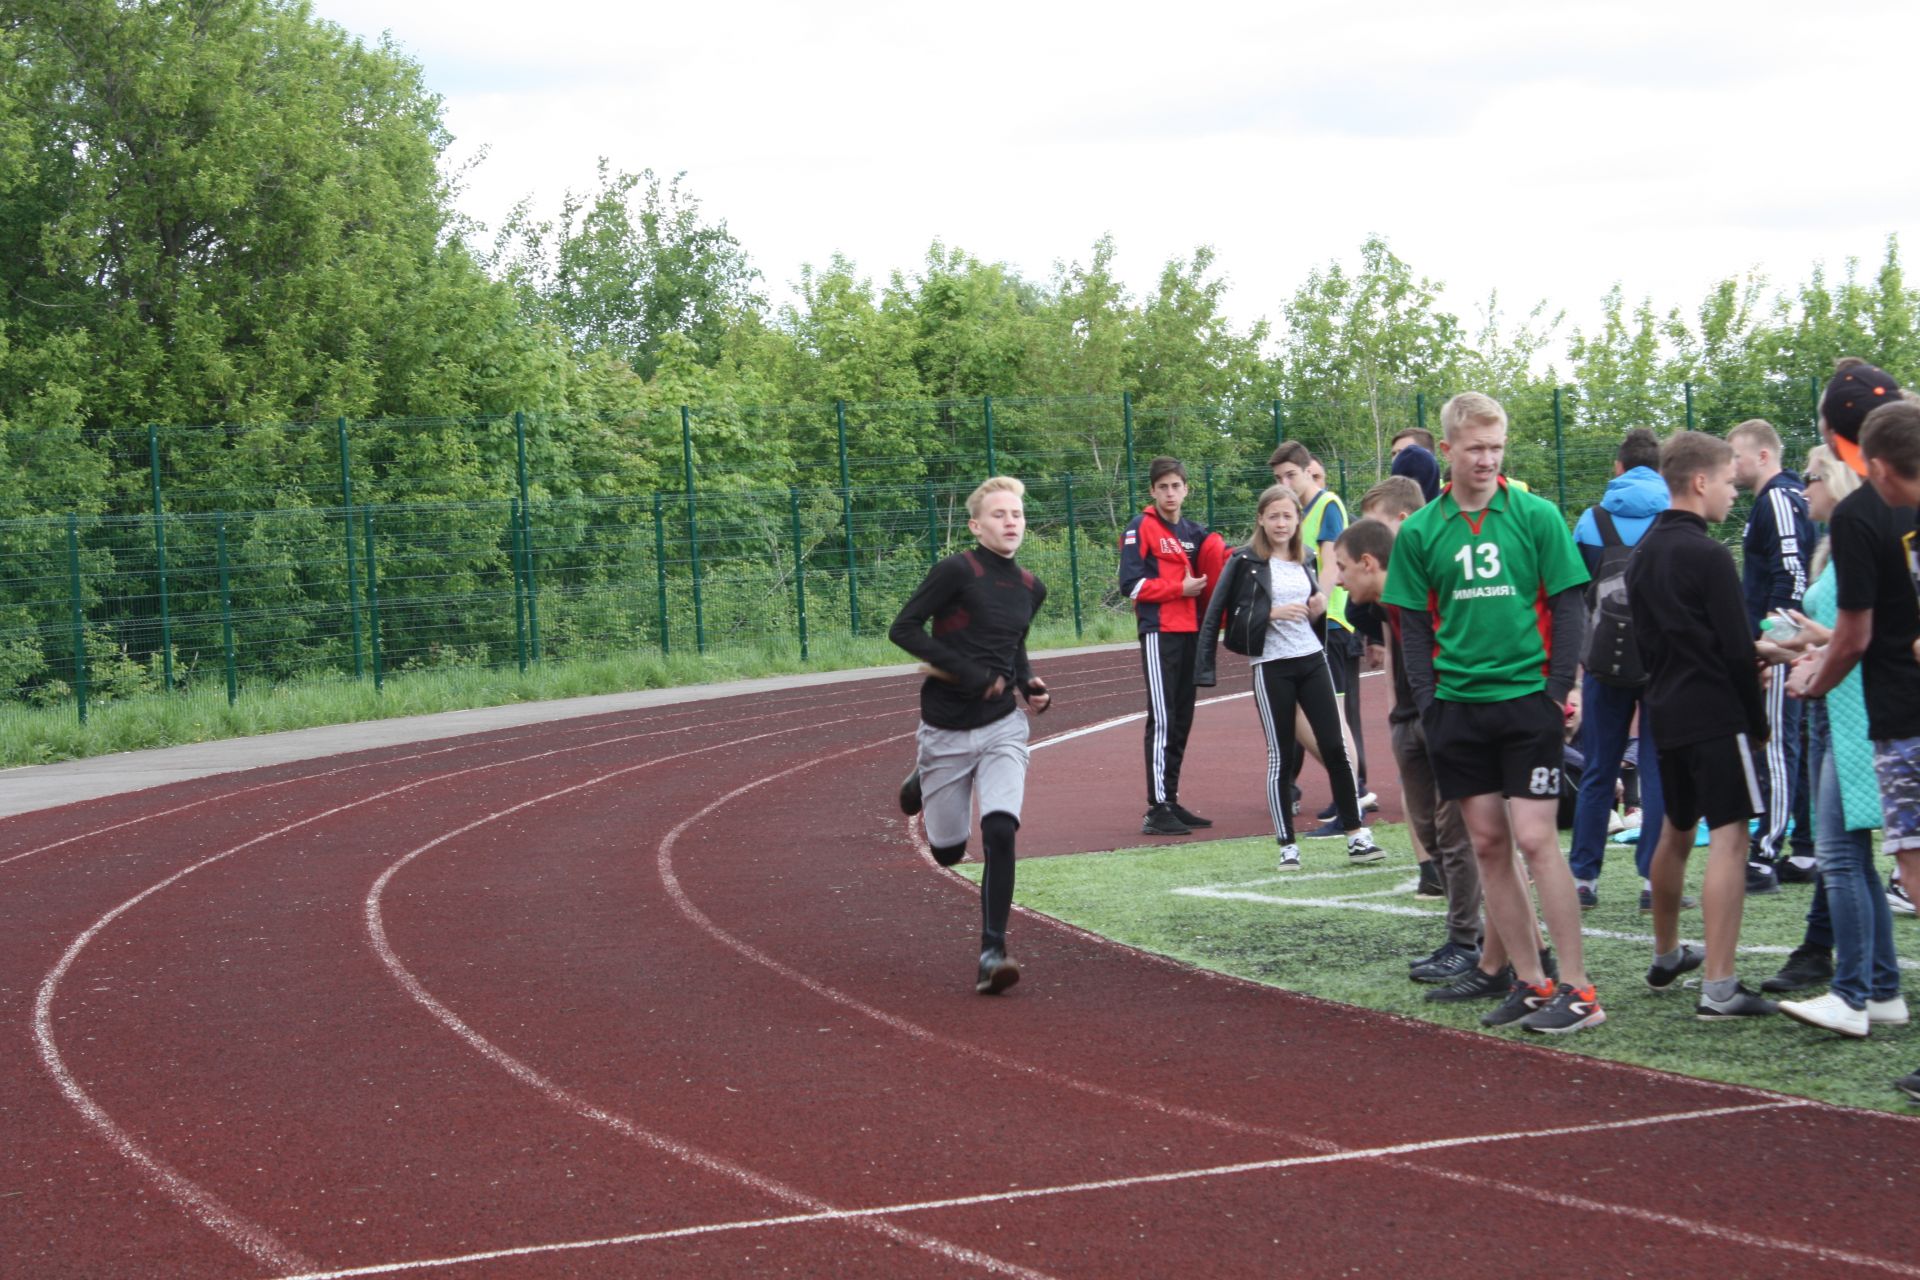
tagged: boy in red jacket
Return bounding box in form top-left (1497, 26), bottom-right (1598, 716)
top-left (1120, 456), bottom-right (1227, 835)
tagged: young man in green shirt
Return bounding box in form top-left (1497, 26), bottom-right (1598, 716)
top-left (1382, 392), bottom-right (1601, 1033)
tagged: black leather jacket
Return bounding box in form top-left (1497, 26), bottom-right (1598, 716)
top-left (1194, 546), bottom-right (1319, 687)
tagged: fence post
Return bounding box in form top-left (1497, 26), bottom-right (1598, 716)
top-left (147, 423), bottom-right (173, 692)
top-left (1064, 474), bottom-right (1084, 638)
top-left (652, 492), bottom-right (670, 656)
top-left (1272, 399), bottom-right (1284, 449)
top-left (789, 486), bottom-right (809, 661)
top-left (984, 395), bottom-right (996, 476)
top-left (1338, 456), bottom-right (1348, 506)
top-left (838, 400), bottom-right (859, 636)
top-left (1810, 374), bottom-right (1821, 433)
top-left (338, 416), bottom-right (361, 678)
top-left (1123, 392), bottom-right (1137, 503)
top-left (1684, 380), bottom-right (1695, 431)
top-left (515, 414), bottom-right (541, 662)
top-left (510, 499), bottom-right (528, 673)
top-left (1204, 462), bottom-right (1215, 528)
top-left (363, 506), bottom-right (383, 692)
top-left (1552, 386), bottom-right (1568, 510)
top-left (216, 513), bottom-right (237, 705)
top-left (681, 406), bottom-right (705, 654)
top-left (1415, 392), bottom-right (1426, 437)
top-left (66, 513), bottom-right (87, 726)
top-left (925, 480), bottom-right (939, 569)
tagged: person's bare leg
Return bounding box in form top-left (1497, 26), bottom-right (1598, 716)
top-left (1649, 819), bottom-right (1693, 957)
top-left (1700, 821), bottom-right (1748, 982)
top-left (1509, 795), bottom-right (1589, 989)
top-left (1460, 794), bottom-right (1549, 988)
top-left (1897, 850), bottom-right (1920, 901)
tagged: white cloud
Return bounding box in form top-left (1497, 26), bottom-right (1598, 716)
top-left (314, 0), bottom-right (1920, 357)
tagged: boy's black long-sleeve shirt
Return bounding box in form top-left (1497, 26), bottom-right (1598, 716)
top-left (889, 547), bottom-right (1047, 730)
top-left (1624, 509), bottom-right (1767, 749)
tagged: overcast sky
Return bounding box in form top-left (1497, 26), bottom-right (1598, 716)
top-left (309, 0), bottom-right (1920, 355)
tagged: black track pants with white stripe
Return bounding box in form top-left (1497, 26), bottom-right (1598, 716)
top-left (1140, 632), bottom-right (1199, 807)
top-left (1748, 666), bottom-right (1805, 864)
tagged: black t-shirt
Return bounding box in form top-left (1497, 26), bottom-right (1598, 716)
top-left (1830, 484), bottom-right (1920, 740)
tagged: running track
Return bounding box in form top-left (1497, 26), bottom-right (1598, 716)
top-left (2, 648), bottom-right (1914, 1278)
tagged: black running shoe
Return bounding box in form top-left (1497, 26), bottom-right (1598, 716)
top-left (1169, 803), bottom-right (1213, 829)
top-left (1576, 883), bottom-right (1598, 910)
top-left (1141, 804), bottom-right (1190, 836)
top-left (1411, 942), bottom-right (1481, 985)
top-left (1315, 801), bottom-right (1338, 822)
top-left (1646, 943), bottom-right (1706, 991)
top-left (976, 949), bottom-right (1020, 995)
top-left (1426, 965), bottom-right (1511, 1003)
top-left (899, 769), bottom-right (923, 816)
top-left (1760, 944), bottom-right (1834, 994)
top-left (1521, 983), bottom-right (1606, 1034)
top-left (1302, 819), bottom-right (1345, 840)
top-left (1745, 861), bottom-right (1781, 896)
top-left (1408, 941), bottom-right (1449, 969)
top-left (1696, 983), bottom-right (1778, 1020)
top-left (1776, 859), bottom-right (1817, 885)
top-left (1896, 1068), bottom-right (1920, 1104)
top-left (1639, 888), bottom-right (1700, 912)
top-left (1414, 862), bottom-right (1446, 900)
top-left (1482, 978), bottom-right (1558, 1027)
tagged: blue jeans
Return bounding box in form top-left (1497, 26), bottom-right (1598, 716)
top-left (1810, 711), bottom-right (1902, 1008)
top-left (1568, 673), bottom-right (1665, 883)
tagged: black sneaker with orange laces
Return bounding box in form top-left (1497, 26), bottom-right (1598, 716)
top-left (1481, 978), bottom-right (1557, 1028)
top-left (1521, 983), bottom-right (1607, 1033)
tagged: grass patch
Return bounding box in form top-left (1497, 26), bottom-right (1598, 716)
top-left (962, 825), bottom-right (1920, 1114)
top-left (0, 614), bottom-right (1138, 767)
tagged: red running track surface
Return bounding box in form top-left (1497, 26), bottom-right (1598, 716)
top-left (1, 647), bottom-right (1915, 1278)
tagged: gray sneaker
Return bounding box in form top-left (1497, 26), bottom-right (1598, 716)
top-left (1696, 983), bottom-right (1777, 1020)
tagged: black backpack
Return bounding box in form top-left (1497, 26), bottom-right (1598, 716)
top-left (1582, 508), bottom-right (1646, 687)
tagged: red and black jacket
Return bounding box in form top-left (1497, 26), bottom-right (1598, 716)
top-left (1119, 506), bottom-right (1227, 635)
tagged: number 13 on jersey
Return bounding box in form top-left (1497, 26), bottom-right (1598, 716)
top-left (1453, 542), bottom-right (1503, 581)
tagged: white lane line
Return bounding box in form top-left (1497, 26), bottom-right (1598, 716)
top-left (30, 707), bottom-right (915, 1276)
top-left (368, 723), bottom-right (1052, 1280)
top-left (264, 1098), bottom-right (1920, 1280)
top-left (1026, 690), bottom-right (1250, 750)
top-left (1172, 886), bottom-right (1920, 970)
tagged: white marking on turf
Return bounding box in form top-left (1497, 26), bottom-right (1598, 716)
top-left (1172, 885), bottom-right (1920, 970)
top-left (270, 1098), bottom-right (1920, 1280)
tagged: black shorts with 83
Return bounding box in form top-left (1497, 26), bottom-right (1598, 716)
top-left (1423, 692), bottom-right (1566, 803)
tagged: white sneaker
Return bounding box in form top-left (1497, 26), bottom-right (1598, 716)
top-left (1868, 995), bottom-right (1910, 1026)
top-left (1890, 882), bottom-right (1917, 916)
top-left (1359, 791), bottom-right (1380, 812)
top-left (1277, 844), bottom-right (1301, 870)
top-left (1347, 828), bottom-right (1385, 864)
top-left (1779, 992), bottom-right (1870, 1038)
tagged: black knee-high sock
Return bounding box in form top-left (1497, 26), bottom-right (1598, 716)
top-left (980, 811), bottom-right (1018, 952)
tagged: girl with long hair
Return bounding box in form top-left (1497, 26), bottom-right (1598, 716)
top-left (1198, 485), bottom-right (1380, 868)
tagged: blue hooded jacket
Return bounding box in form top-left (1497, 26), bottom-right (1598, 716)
top-left (1572, 465), bottom-right (1669, 575)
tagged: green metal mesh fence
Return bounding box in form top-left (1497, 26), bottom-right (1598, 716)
top-left (0, 381), bottom-right (1830, 720)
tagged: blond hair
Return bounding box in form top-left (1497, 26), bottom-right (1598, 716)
top-left (1439, 391), bottom-right (1506, 440)
top-left (1804, 444), bottom-right (1860, 580)
top-left (966, 475), bottom-right (1025, 519)
top-left (1249, 484), bottom-right (1305, 563)
top-left (1727, 418), bottom-right (1781, 455)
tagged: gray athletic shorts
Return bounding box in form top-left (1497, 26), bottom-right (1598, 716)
top-left (917, 711), bottom-right (1031, 849)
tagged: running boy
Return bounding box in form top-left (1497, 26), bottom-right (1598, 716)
top-left (1627, 432), bottom-right (1776, 1019)
top-left (1381, 392), bottom-right (1600, 1033)
top-left (1120, 457), bottom-right (1227, 835)
top-left (890, 476), bottom-right (1051, 994)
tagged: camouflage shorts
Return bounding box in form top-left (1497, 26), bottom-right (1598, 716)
top-left (1872, 737), bottom-right (1920, 854)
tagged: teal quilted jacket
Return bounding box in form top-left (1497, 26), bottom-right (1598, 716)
top-left (1804, 565), bottom-right (1883, 832)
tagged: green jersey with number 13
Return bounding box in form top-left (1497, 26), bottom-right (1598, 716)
top-left (1381, 478), bottom-right (1589, 703)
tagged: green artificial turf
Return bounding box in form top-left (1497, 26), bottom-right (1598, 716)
top-left (961, 824), bottom-right (1920, 1114)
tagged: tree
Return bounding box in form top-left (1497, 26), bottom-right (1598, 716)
top-left (491, 162), bottom-right (763, 379)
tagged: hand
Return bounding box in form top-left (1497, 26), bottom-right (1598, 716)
top-left (1754, 637), bottom-right (1799, 665)
top-left (1181, 574), bottom-right (1207, 598)
top-left (1785, 609), bottom-right (1831, 646)
top-left (1268, 602), bottom-right (1308, 621)
top-left (983, 675), bottom-right (1007, 700)
top-left (1024, 678), bottom-right (1051, 714)
top-left (1786, 648), bottom-right (1824, 699)
top-left (1363, 643), bottom-right (1387, 673)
